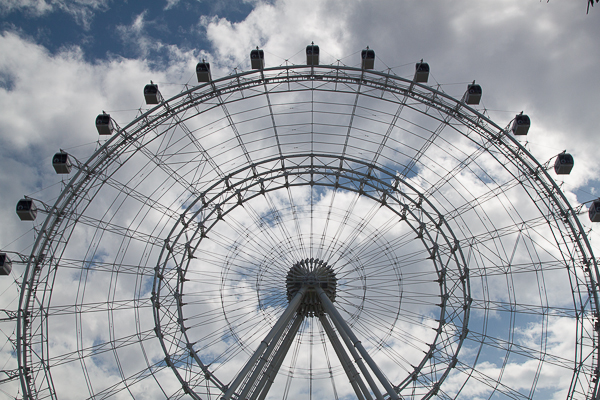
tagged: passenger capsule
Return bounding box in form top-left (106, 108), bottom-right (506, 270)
top-left (16, 198), bottom-right (37, 221)
top-left (306, 44), bottom-right (319, 66)
top-left (96, 113), bottom-right (114, 135)
top-left (589, 200), bottom-right (600, 223)
top-left (554, 152), bottom-right (574, 175)
top-left (250, 48), bottom-right (265, 70)
top-left (511, 113), bottom-right (530, 136)
top-left (414, 61), bottom-right (429, 83)
top-left (361, 48), bottom-right (375, 70)
top-left (0, 253), bottom-right (11, 276)
top-left (196, 62), bottom-right (211, 83)
top-left (144, 83), bottom-right (161, 105)
top-left (52, 152), bottom-right (72, 174)
top-left (465, 82), bottom-right (482, 105)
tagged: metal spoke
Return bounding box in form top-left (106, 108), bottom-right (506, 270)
top-left (11, 63), bottom-right (596, 400)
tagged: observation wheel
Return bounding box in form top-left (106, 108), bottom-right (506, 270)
top-left (14, 55), bottom-right (600, 400)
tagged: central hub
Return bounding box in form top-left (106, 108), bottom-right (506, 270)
top-left (286, 258), bottom-right (337, 316)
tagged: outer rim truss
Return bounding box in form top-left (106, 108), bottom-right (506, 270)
top-left (16, 64), bottom-right (599, 400)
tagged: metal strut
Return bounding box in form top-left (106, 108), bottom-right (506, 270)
top-left (236, 315), bottom-right (297, 400)
top-left (222, 286), bottom-right (308, 400)
top-left (253, 314), bottom-right (304, 400)
top-left (318, 313), bottom-right (371, 400)
top-left (223, 284), bottom-right (400, 400)
top-left (316, 286), bottom-right (401, 400)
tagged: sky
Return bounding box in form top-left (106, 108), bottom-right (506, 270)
top-left (0, 0), bottom-right (599, 399)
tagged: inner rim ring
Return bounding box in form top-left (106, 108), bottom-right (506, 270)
top-left (152, 154), bottom-right (470, 396)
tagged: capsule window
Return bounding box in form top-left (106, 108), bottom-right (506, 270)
top-left (361, 49), bottom-right (375, 70)
top-left (511, 114), bottom-right (531, 136)
top-left (414, 62), bottom-right (429, 83)
top-left (52, 152), bottom-right (72, 174)
top-left (554, 152), bottom-right (574, 175)
top-left (96, 114), bottom-right (110, 124)
top-left (144, 85), bottom-right (158, 94)
top-left (16, 199), bottom-right (37, 221)
top-left (0, 253), bottom-right (11, 276)
top-left (250, 49), bottom-right (265, 70)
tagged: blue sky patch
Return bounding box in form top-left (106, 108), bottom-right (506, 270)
top-left (0, 0), bottom-right (255, 63)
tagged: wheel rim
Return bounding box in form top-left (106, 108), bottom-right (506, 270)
top-left (18, 65), bottom-right (599, 399)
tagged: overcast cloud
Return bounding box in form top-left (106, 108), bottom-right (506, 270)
top-left (0, 1), bottom-right (599, 399)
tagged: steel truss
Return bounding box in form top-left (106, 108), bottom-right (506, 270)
top-left (13, 64), bottom-right (598, 399)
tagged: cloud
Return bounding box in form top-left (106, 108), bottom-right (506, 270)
top-left (115, 11), bottom-right (159, 59)
top-left (199, 0), bottom-right (351, 70)
top-left (1, 0), bottom-right (600, 399)
top-left (198, 0), bottom-right (600, 201)
top-left (163, 0), bottom-right (180, 11)
top-left (0, 0), bottom-right (53, 16)
top-left (0, 0), bottom-right (110, 30)
top-left (114, 10), bottom-right (209, 75)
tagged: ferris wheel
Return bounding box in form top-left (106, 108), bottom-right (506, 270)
top-left (5, 44), bottom-right (600, 399)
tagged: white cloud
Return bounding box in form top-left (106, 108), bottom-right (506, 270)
top-left (200, 0), bottom-right (351, 70)
top-left (115, 11), bottom-right (160, 59)
top-left (0, 0), bottom-right (110, 29)
top-left (164, 0), bottom-right (180, 11)
top-left (1, 0), bottom-right (600, 398)
top-left (198, 0), bottom-right (600, 197)
top-left (0, 0), bottom-right (53, 16)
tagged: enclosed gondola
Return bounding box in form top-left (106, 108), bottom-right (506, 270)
top-left (7, 47), bottom-right (599, 400)
top-left (306, 44), bottom-right (319, 66)
top-left (0, 253), bottom-right (11, 275)
top-left (250, 48), bottom-right (265, 70)
top-left (414, 61), bottom-right (429, 83)
top-left (144, 83), bottom-right (161, 105)
top-left (554, 152), bottom-right (574, 175)
top-left (589, 200), bottom-right (600, 222)
top-left (361, 48), bottom-right (375, 70)
top-left (511, 113), bottom-right (530, 136)
top-left (95, 113), bottom-right (114, 135)
top-left (16, 198), bottom-right (37, 221)
top-left (465, 82), bottom-right (482, 105)
top-left (196, 62), bottom-right (211, 83)
top-left (52, 152), bottom-right (72, 174)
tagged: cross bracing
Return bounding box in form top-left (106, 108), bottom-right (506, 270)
top-left (11, 65), bottom-right (598, 399)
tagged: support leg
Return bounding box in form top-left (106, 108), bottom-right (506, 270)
top-left (253, 314), bottom-right (304, 400)
top-left (318, 313), bottom-right (370, 400)
top-left (316, 286), bottom-right (400, 400)
top-left (238, 313), bottom-right (302, 400)
top-left (222, 286), bottom-right (308, 400)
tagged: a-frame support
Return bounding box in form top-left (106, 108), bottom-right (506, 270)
top-left (222, 284), bottom-right (401, 400)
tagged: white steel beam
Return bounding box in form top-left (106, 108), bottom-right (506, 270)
top-left (318, 313), bottom-right (370, 400)
top-left (316, 286), bottom-right (400, 400)
top-left (222, 286), bottom-right (308, 400)
top-left (253, 314), bottom-right (304, 400)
